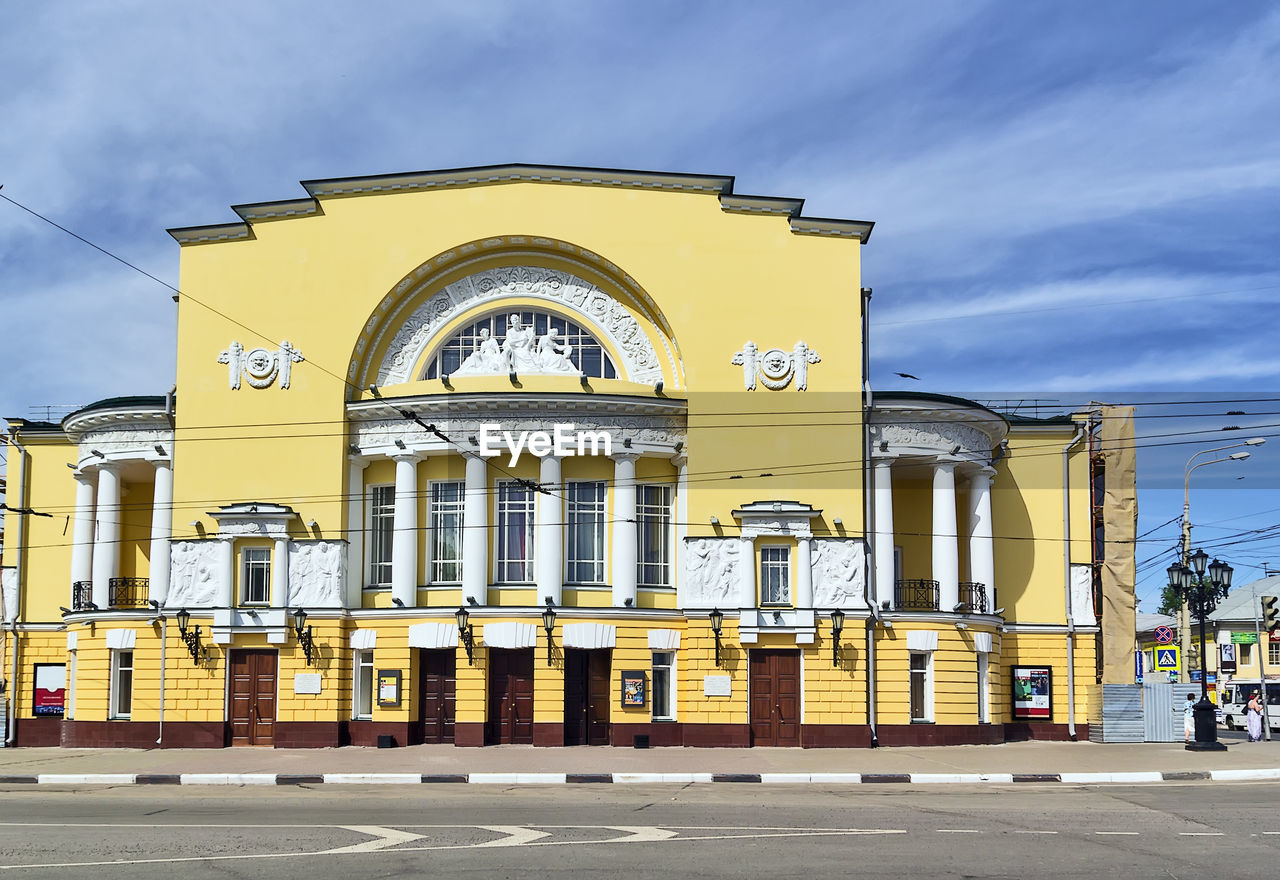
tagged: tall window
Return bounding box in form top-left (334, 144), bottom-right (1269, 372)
top-left (368, 484), bottom-right (395, 587)
top-left (637, 485), bottom-right (672, 587)
top-left (977, 653), bottom-right (990, 724)
top-left (67, 651), bottom-right (78, 721)
top-left (431, 481), bottom-right (465, 583)
top-left (242, 547), bottom-right (271, 605)
top-left (567, 481), bottom-right (606, 583)
top-left (910, 652), bottom-right (932, 722)
top-left (354, 651), bottom-right (374, 720)
top-left (652, 651), bottom-right (675, 721)
top-left (1271, 641), bottom-right (1280, 667)
top-left (110, 650), bottom-right (133, 720)
top-left (760, 546), bottom-right (790, 605)
top-left (1241, 644), bottom-right (1254, 667)
top-left (497, 482), bottom-right (535, 582)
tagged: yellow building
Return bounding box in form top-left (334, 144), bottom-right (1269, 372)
top-left (0, 164), bottom-right (1130, 748)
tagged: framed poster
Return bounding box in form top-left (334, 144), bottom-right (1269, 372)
top-left (1010, 665), bottom-right (1052, 721)
top-left (32, 664), bottom-right (66, 717)
top-left (1220, 643), bottom-right (1237, 675)
top-left (620, 671), bottom-right (647, 707)
top-left (377, 670), bottom-right (402, 708)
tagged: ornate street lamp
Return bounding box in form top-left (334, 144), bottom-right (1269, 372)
top-left (709, 608), bottom-right (724, 667)
top-left (455, 606), bottom-right (475, 665)
top-left (830, 609), bottom-right (845, 667)
top-left (291, 608), bottom-right (316, 667)
top-left (175, 608), bottom-right (205, 665)
top-left (1167, 550), bottom-right (1232, 751)
top-left (541, 603), bottom-right (557, 667)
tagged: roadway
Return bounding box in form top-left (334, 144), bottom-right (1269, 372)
top-left (0, 782), bottom-right (1275, 878)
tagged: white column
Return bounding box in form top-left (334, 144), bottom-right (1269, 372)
top-left (737, 536), bottom-right (756, 608)
top-left (462, 453), bottom-right (489, 606)
top-left (873, 458), bottom-right (895, 609)
top-left (968, 466), bottom-right (996, 613)
top-left (69, 470), bottom-right (96, 589)
top-left (536, 455), bottom-right (563, 605)
top-left (91, 463), bottom-right (121, 609)
top-left (273, 536), bottom-right (290, 608)
top-left (391, 454), bottom-right (419, 608)
top-left (611, 453), bottom-right (639, 608)
top-left (932, 460), bottom-right (959, 612)
top-left (148, 460), bottom-right (173, 606)
top-left (346, 457), bottom-right (368, 608)
top-left (217, 537), bottom-right (234, 608)
top-left (796, 536), bottom-right (814, 608)
top-left (672, 452), bottom-right (688, 590)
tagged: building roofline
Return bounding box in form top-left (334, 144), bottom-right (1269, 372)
top-left (168, 163), bottom-right (874, 245)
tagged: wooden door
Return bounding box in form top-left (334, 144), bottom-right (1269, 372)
top-left (565, 649), bottom-right (612, 746)
top-left (486, 649), bottom-right (534, 744)
top-left (229, 650), bottom-right (277, 746)
top-left (417, 650), bottom-right (456, 744)
top-left (749, 650), bottom-right (800, 747)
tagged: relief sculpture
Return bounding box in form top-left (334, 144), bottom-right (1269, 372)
top-left (811, 538), bottom-right (866, 608)
top-left (680, 537), bottom-right (740, 607)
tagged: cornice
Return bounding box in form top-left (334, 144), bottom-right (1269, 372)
top-left (63, 406), bottom-right (172, 439)
top-left (346, 391), bottom-right (688, 423)
top-left (167, 163), bottom-right (875, 245)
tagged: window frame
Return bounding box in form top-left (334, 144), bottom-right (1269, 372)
top-left (1270, 640), bottom-right (1280, 667)
top-left (241, 546), bottom-right (272, 606)
top-left (651, 650), bottom-right (676, 721)
top-left (429, 480), bottom-right (465, 584)
top-left (353, 650), bottom-right (375, 720)
top-left (366, 483), bottom-right (395, 588)
top-left (759, 545), bottom-right (791, 606)
top-left (566, 480), bottom-right (607, 584)
top-left (636, 484), bottom-right (673, 587)
top-left (496, 480), bottom-right (536, 584)
top-left (909, 651), bottom-right (933, 722)
top-left (977, 652), bottom-right (990, 724)
top-left (109, 649), bottom-right (134, 720)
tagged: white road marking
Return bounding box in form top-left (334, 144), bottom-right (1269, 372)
top-left (1178, 832), bottom-right (1225, 836)
top-left (1014, 831), bottom-right (1058, 835)
top-left (602, 827), bottom-right (679, 843)
top-left (1095, 832), bottom-right (1140, 836)
top-left (324, 826), bottom-right (427, 853)
top-left (936, 829), bottom-right (981, 833)
top-left (472, 825), bottom-right (553, 847)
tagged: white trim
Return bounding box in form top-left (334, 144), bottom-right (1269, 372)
top-left (906, 630), bottom-right (939, 652)
top-left (909, 650), bottom-right (934, 722)
top-left (105, 629), bottom-right (136, 650)
top-left (561, 622), bottom-right (616, 649)
top-left (408, 622), bottom-right (459, 649)
top-left (350, 629), bottom-right (377, 651)
top-left (482, 621), bottom-right (538, 649)
top-left (109, 648), bottom-right (134, 720)
top-left (647, 629), bottom-right (681, 651)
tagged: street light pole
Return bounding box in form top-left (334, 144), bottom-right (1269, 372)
top-left (1180, 440), bottom-right (1262, 683)
top-left (1168, 550), bottom-right (1232, 751)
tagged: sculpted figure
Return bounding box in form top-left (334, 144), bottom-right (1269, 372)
top-left (453, 328), bottom-right (506, 375)
top-left (278, 340), bottom-right (305, 389)
top-left (502, 315), bottom-right (541, 373)
top-left (217, 341), bottom-right (244, 390)
top-left (536, 328), bottom-right (577, 372)
top-left (731, 341), bottom-right (758, 390)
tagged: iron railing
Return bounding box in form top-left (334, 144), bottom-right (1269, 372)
top-left (108, 577), bottom-right (150, 609)
top-left (894, 579), bottom-right (940, 611)
top-left (958, 582), bottom-right (988, 614)
top-left (71, 581), bottom-right (93, 610)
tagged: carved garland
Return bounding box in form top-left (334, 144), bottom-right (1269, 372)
top-left (375, 266), bottom-right (664, 386)
top-left (872, 421), bottom-right (992, 456)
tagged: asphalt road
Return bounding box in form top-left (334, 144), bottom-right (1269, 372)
top-left (0, 783), bottom-right (1275, 879)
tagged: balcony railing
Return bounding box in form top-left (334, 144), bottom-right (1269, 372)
top-left (109, 577), bottom-right (150, 609)
top-left (958, 582), bottom-right (988, 614)
top-left (71, 581), bottom-right (93, 611)
top-left (894, 579), bottom-right (940, 611)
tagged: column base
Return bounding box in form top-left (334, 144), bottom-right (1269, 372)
top-left (1186, 740), bottom-right (1228, 752)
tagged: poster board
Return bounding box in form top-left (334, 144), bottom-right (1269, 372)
top-left (1010, 666), bottom-right (1052, 721)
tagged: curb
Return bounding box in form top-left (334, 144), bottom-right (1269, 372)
top-left (1, 769), bottom-right (1276, 786)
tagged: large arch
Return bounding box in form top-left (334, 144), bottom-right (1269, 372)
top-left (347, 236), bottom-right (684, 395)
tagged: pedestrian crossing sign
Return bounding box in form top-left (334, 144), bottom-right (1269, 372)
top-left (1154, 646), bottom-right (1180, 672)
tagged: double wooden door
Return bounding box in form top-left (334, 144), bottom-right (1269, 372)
top-left (417, 650), bottom-right (456, 744)
top-left (229, 650), bottom-right (277, 746)
top-left (564, 649), bottom-right (611, 746)
top-left (749, 649), bottom-right (800, 747)
top-left (486, 649), bottom-right (534, 744)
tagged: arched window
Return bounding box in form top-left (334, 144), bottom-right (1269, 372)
top-left (425, 310), bottom-right (618, 380)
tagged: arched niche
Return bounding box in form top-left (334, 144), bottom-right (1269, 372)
top-left (347, 237), bottom-right (683, 395)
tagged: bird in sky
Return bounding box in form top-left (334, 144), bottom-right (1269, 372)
top-left (894, 372), bottom-right (920, 380)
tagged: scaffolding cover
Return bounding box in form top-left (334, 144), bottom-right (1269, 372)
top-left (1101, 405), bottom-right (1138, 683)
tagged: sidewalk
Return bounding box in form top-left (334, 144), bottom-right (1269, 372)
top-left (2, 738), bottom-right (1278, 785)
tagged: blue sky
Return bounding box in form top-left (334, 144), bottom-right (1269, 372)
top-left (2, 1), bottom-right (1278, 610)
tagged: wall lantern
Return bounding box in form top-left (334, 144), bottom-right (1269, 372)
top-left (709, 608), bottom-right (724, 667)
top-left (291, 608), bottom-right (316, 666)
top-left (541, 603), bottom-right (557, 666)
top-left (175, 608), bottom-right (205, 665)
top-left (456, 606), bottom-right (475, 665)
top-left (830, 609), bottom-right (845, 667)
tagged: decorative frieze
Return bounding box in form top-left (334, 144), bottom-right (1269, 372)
top-left (732, 341), bottom-right (820, 390)
top-left (287, 541), bottom-right (347, 609)
top-left (811, 539), bottom-right (867, 609)
top-left (680, 537), bottom-right (742, 608)
top-left (218, 340), bottom-right (304, 390)
top-left (167, 541), bottom-right (224, 608)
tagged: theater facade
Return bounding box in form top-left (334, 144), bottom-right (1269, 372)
top-left (1, 165), bottom-right (1126, 749)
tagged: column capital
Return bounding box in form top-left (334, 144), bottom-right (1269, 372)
top-left (390, 449), bottom-right (423, 463)
top-left (669, 452), bottom-right (688, 468)
top-left (932, 458), bottom-right (959, 472)
top-left (969, 465), bottom-right (997, 481)
top-left (611, 451), bottom-right (641, 464)
top-left (151, 458), bottom-right (172, 471)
